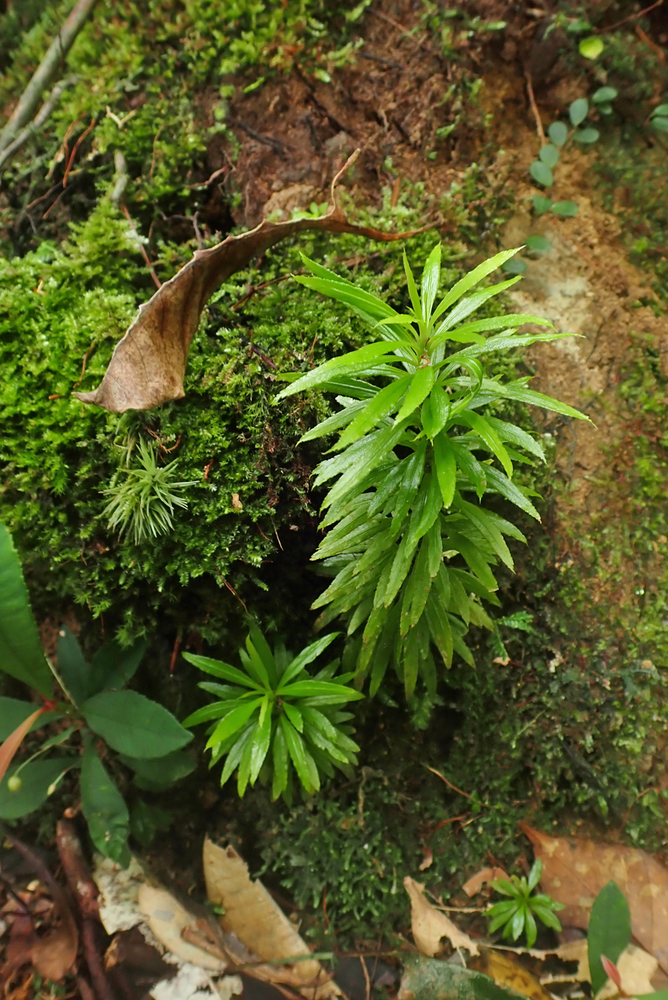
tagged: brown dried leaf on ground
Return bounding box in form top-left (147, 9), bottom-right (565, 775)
top-left (463, 867), bottom-right (510, 898)
top-left (553, 940), bottom-right (658, 997)
top-left (203, 838), bottom-right (339, 998)
top-left (75, 150), bottom-right (433, 414)
top-left (404, 876), bottom-right (479, 958)
top-left (521, 823), bottom-right (668, 973)
top-left (137, 883), bottom-right (227, 972)
top-left (472, 950), bottom-right (553, 1000)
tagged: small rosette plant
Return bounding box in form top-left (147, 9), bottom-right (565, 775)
top-left (487, 859), bottom-right (564, 947)
top-left (182, 624), bottom-right (362, 799)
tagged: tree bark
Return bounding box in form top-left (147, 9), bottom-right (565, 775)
top-left (0, 0), bottom-right (97, 155)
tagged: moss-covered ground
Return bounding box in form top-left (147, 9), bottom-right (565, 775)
top-left (2, 0), bottom-right (668, 960)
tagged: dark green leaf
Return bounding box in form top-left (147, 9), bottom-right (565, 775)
top-left (80, 745), bottom-right (130, 866)
top-left (82, 690), bottom-right (193, 758)
top-left (120, 750), bottom-right (196, 791)
top-left (501, 258), bottom-right (528, 275)
top-left (400, 955), bottom-right (529, 1000)
top-left (0, 758), bottom-right (74, 820)
top-left (56, 626), bottom-right (89, 706)
top-left (88, 639), bottom-right (147, 696)
top-left (396, 365), bottom-right (435, 423)
top-left (484, 466), bottom-right (541, 520)
top-left (280, 715), bottom-right (319, 792)
top-left (588, 881), bottom-right (631, 995)
top-left (276, 342), bottom-right (400, 399)
top-left (336, 376), bottom-right (410, 448)
top-left (277, 633), bottom-right (339, 689)
top-left (278, 680), bottom-right (363, 701)
top-left (651, 116), bottom-right (668, 133)
top-left (0, 521), bottom-right (53, 697)
top-left (182, 652), bottom-right (262, 689)
top-left (206, 698), bottom-right (263, 748)
top-left (130, 799), bottom-right (172, 847)
top-left (0, 698), bottom-right (62, 740)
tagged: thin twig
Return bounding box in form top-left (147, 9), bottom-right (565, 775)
top-left (596, 0), bottom-right (663, 32)
top-left (121, 202), bottom-right (161, 289)
top-left (0, 79), bottom-right (74, 172)
top-left (229, 118), bottom-right (290, 155)
top-left (63, 115), bottom-right (96, 186)
top-left (525, 70), bottom-right (546, 145)
top-left (0, 0), bottom-right (98, 155)
top-left (426, 765), bottom-right (476, 801)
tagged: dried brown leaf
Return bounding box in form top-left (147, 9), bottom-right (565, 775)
top-left (463, 867), bottom-right (509, 897)
top-left (404, 877), bottom-right (479, 957)
top-left (473, 950), bottom-right (553, 1000)
top-left (521, 823), bottom-right (668, 973)
top-left (203, 838), bottom-right (338, 998)
top-left (75, 151), bottom-right (433, 413)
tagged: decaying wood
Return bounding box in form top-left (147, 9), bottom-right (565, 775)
top-left (56, 818), bottom-right (99, 919)
top-left (75, 150), bottom-right (435, 413)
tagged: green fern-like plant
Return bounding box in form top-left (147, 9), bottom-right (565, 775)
top-left (182, 624), bottom-right (362, 799)
top-left (102, 439), bottom-right (198, 545)
top-left (277, 245), bottom-right (590, 697)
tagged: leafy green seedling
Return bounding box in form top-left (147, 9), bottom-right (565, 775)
top-left (525, 236), bottom-right (551, 254)
top-left (539, 144), bottom-right (560, 169)
top-left (570, 98), bottom-right (589, 126)
top-left (488, 859), bottom-right (564, 947)
top-left (529, 161), bottom-right (554, 187)
top-left (533, 195), bottom-right (553, 215)
top-left (278, 246), bottom-right (588, 696)
top-left (0, 520), bottom-right (194, 865)
top-left (102, 438), bottom-right (198, 545)
top-left (548, 121), bottom-right (568, 148)
top-left (551, 201), bottom-right (579, 217)
top-left (183, 625), bottom-right (362, 799)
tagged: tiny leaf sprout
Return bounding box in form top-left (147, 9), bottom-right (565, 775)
top-left (488, 859), bottom-right (564, 947)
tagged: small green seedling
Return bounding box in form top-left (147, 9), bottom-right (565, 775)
top-left (487, 859), bottom-right (564, 947)
top-left (650, 103), bottom-right (668, 134)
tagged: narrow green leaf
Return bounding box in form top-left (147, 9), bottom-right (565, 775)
top-left (431, 248), bottom-right (524, 322)
top-left (276, 342), bottom-right (399, 399)
top-left (249, 709), bottom-right (272, 783)
top-left (0, 521), bottom-right (53, 697)
top-left (80, 746), bottom-right (130, 866)
top-left (403, 251), bottom-right (423, 319)
top-left (182, 652), bottom-right (263, 689)
top-left (525, 235), bottom-right (551, 253)
top-left (422, 386), bottom-right (450, 440)
top-left (487, 380), bottom-right (589, 421)
top-left (485, 466), bottom-right (541, 520)
top-left (459, 411), bottom-right (513, 478)
top-left (88, 639), bottom-right (146, 695)
top-left (283, 702), bottom-right (304, 733)
top-left (533, 195), bottom-right (553, 214)
top-left (0, 699), bottom-right (61, 741)
top-left (206, 699), bottom-right (263, 748)
top-left (588, 882), bottom-right (631, 995)
top-left (336, 376), bottom-right (411, 449)
top-left (421, 243), bottom-right (441, 320)
top-left (433, 431), bottom-right (457, 508)
top-left (56, 626), bottom-right (90, 706)
top-left (280, 715), bottom-right (319, 793)
top-left (277, 634), bottom-right (339, 688)
top-left (278, 680), bottom-right (363, 701)
top-left (486, 417), bottom-right (545, 461)
top-left (396, 365), bottom-right (435, 423)
top-left (244, 638), bottom-right (272, 688)
top-left (432, 312), bottom-right (552, 351)
top-left (247, 621), bottom-right (277, 687)
top-left (121, 750), bottom-right (196, 791)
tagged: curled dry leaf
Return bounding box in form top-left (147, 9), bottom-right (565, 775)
top-left (404, 876), bottom-right (480, 958)
top-left (75, 150), bottom-right (434, 413)
top-left (137, 884), bottom-right (227, 972)
top-left (203, 838), bottom-right (339, 998)
top-left (521, 823), bottom-right (668, 974)
top-left (463, 866), bottom-right (510, 898)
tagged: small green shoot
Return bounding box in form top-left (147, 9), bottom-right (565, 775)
top-left (487, 859), bottom-right (564, 947)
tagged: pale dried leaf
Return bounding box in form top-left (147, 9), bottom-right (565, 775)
top-left (75, 151), bottom-right (432, 413)
top-left (94, 853), bottom-right (147, 933)
top-left (553, 940), bottom-right (657, 997)
top-left (463, 867), bottom-right (510, 897)
top-left (404, 876), bottom-right (479, 957)
top-left (203, 838), bottom-right (338, 998)
top-left (138, 884), bottom-right (226, 972)
top-left (475, 949), bottom-right (554, 1000)
top-left (521, 823), bottom-right (668, 973)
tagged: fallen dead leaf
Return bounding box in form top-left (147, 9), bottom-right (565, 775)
top-left (404, 876), bottom-right (480, 957)
top-left (75, 150), bottom-right (433, 413)
top-left (521, 824), bottom-right (668, 974)
top-left (551, 940), bottom-right (658, 998)
top-left (463, 867), bottom-right (510, 897)
top-left (203, 838), bottom-right (339, 998)
top-left (472, 950), bottom-right (553, 1000)
top-left (137, 884), bottom-right (227, 972)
